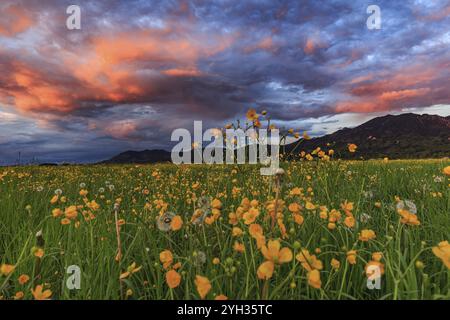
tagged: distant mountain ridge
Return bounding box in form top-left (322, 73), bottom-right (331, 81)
top-left (101, 113), bottom-right (450, 164)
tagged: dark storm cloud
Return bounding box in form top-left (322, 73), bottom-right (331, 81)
top-left (0, 0), bottom-right (449, 163)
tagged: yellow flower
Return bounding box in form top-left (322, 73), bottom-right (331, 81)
top-left (31, 285), bottom-right (52, 300)
top-left (348, 143), bottom-right (357, 153)
top-left (195, 275), bottom-right (212, 299)
top-left (261, 240), bottom-right (293, 264)
top-left (243, 207), bottom-right (259, 225)
top-left (52, 208), bottom-right (63, 218)
top-left (170, 215), bottom-right (183, 231)
top-left (346, 250), bottom-right (357, 265)
top-left (432, 241), bottom-right (450, 269)
top-left (232, 227), bottom-right (243, 237)
top-left (257, 260), bottom-right (275, 280)
top-left (359, 229), bottom-right (376, 242)
top-left (160, 250), bottom-right (174, 270)
top-left (398, 209), bottom-right (421, 226)
top-left (233, 242), bottom-right (245, 253)
top-left (120, 262), bottom-right (142, 279)
top-left (50, 195), bottom-right (59, 204)
top-left (372, 252), bottom-right (383, 262)
top-left (212, 258), bottom-right (220, 265)
top-left (331, 258), bottom-right (340, 270)
top-left (64, 205), bottom-right (78, 219)
top-left (246, 108), bottom-right (259, 121)
top-left (14, 291), bottom-right (24, 300)
top-left (307, 269), bottom-right (321, 289)
top-left (166, 270), bottom-right (181, 289)
top-left (305, 201), bottom-right (316, 210)
top-left (443, 166), bottom-right (450, 176)
top-left (18, 274), bottom-right (30, 285)
top-left (296, 249), bottom-right (323, 272)
top-left (0, 264), bottom-right (15, 276)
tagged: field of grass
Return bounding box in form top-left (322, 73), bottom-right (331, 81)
top-left (1, 159), bottom-right (449, 300)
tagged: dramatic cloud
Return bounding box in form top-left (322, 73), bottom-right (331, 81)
top-left (0, 0), bottom-right (449, 164)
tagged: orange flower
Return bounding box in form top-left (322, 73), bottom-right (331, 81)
top-left (14, 291), bottom-right (24, 300)
top-left (195, 275), bottom-right (212, 299)
top-left (348, 143), bottom-right (357, 153)
top-left (61, 218), bottom-right (71, 225)
top-left (232, 227), bottom-right (243, 237)
top-left (346, 250), bottom-right (357, 265)
top-left (249, 224), bottom-right (265, 249)
top-left (18, 274), bottom-right (30, 285)
top-left (257, 261), bottom-right (275, 280)
top-left (293, 213), bottom-right (304, 225)
top-left (432, 241), bottom-right (450, 269)
top-left (0, 264), bottom-right (15, 276)
top-left (170, 215), bottom-right (183, 231)
top-left (330, 258), bottom-right (340, 270)
top-left (398, 209), bottom-right (421, 226)
top-left (52, 208), bottom-right (63, 218)
top-left (296, 249), bottom-right (323, 272)
top-left (359, 229), bottom-right (376, 242)
top-left (372, 252), bottom-right (383, 262)
top-left (233, 242), bottom-right (245, 253)
top-left (31, 285), bottom-right (52, 300)
top-left (261, 240), bottom-right (293, 264)
top-left (246, 108), bottom-right (259, 121)
top-left (33, 247), bottom-right (45, 258)
top-left (64, 205), bottom-right (78, 219)
top-left (243, 207), bottom-right (259, 224)
top-left (443, 166), bottom-right (450, 176)
top-left (160, 250), bottom-right (174, 269)
top-left (307, 269), bottom-right (321, 289)
top-left (50, 195), bottom-right (59, 204)
top-left (215, 294), bottom-right (228, 300)
top-left (343, 215), bottom-right (355, 228)
top-left (166, 270), bottom-right (181, 289)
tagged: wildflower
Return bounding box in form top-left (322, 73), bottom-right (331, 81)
top-left (443, 166), bottom-right (450, 176)
top-left (33, 247), bottom-right (45, 258)
top-left (296, 249), bottom-right (323, 272)
top-left (14, 291), bottom-right (24, 300)
top-left (50, 195), bottom-right (59, 204)
top-left (79, 189), bottom-right (88, 197)
top-left (31, 285), bottom-right (52, 300)
top-left (344, 215), bottom-right (355, 228)
top-left (348, 143), bottom-right (357, 153)
top-left (257, 240), bottom-right (292, 280)
top-left (64, 206), bottom-right (78, 219)
top-left (246, 108), bottom-right (258, 121)
top-left (331, 258), bottom-right (340, 270)
top-left (120, 262), bottom-right (142, 279)
top-left (432, 241), bottom-right (450, 269)
top-left (166, 270), bottom-right (181, 289)
top-left (398, 209), bottom-right (421, 226)
top-left (249, 224), bottom-right (265, 249)
top-left (192, 251), bottom-right (207, 267)
top-left (195, 275), bottom-right (212, 299)
top-left (0, 264), bottom-right (15, 276)
top-left (372, 252), bottom-right (383, 262)
top-left (346, 250), bottom-right (357, 265)
top-left (232, 227), bottom-right (243, 237)
top-left (359, 229), bottom-right (376, 242)
top-left (215, 294), bottom-right (228, 300)
top-left (212, 258), bottom-right (220, 265)
top-left (305, 201), bottom-right (316, 210)
top-left (160, 250), bottom-right (174, 269)
top-left (233, 242), bottom-right (245, 253)
top-left (61, 218), bottom-right (71, 225)
top-left (170, 215), bottom-right (183, 231)
top-left (307, 269), bottom-right (321, 289)
top-left (52, 208), bottom-right (63, 218)
top-left (243, 207), bottom-right (260, 225)
top-left (18, 274), bottom-right (30, 285)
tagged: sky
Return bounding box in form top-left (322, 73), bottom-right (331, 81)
top-left (0, 0), bottom-right (449, 164)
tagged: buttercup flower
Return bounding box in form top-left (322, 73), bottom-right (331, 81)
top-left (195, 275), bottom-right (212, 299)
top-left (359, 229), bottom-right (376, 242)
top-left (432, 241), bottom-right (450, 269)
top-left (166, 270), bottom-right (181, 289)
top-left (31, 285), bottom-right (52, 300)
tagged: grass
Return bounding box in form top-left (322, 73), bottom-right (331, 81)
top-left (0, 159), bottom-right (449, 300)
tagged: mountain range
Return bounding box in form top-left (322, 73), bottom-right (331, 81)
top-left (101, 113), bottom-right (450, 164)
